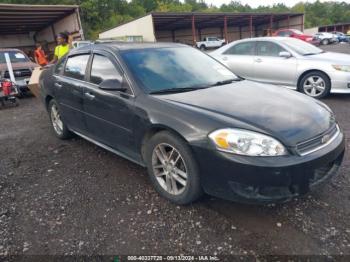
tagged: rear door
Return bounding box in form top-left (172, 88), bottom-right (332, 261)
top-left (53, 53), bottom-right (90, 133)
top-left (83, 50), bottom-right (136, 157)
top-left (252, 41), bottom-right (297, 86)
top-left (217, 41), bottom-right (256, 78)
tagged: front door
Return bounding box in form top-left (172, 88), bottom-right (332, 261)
top-left (252, 41), bottom-right (297, 86)
top-left (83, 52), bottom-right (136, 158)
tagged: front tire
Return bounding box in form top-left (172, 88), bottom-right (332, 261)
top-left (48, 99), bottom-right (72, 139)
top-left (145, 131), bottom-right (203, 205)
top-left (200, 45), bottom-right (206, 51)
top-left (298, 71), bottom-right (331, 99)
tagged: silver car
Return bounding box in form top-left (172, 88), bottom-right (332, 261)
top-left (210, 37), bottom-right (350, 98)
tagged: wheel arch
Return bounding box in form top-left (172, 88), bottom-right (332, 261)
top-left (297, 69), bottom-right (331, 90)
top-left (140, 124), bottom-right (190, 163)
top-left (45, 95), bottom-right (54, 110)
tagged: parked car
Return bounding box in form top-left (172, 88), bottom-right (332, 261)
top-left (196, 37), bottom-right (225, 50)
top-left (0, 49), bottom-right (38, 96)
top-left (314, 32), bottom-right (338, 45)
top-left (331, 31), bottom-right (349, 43)
top-left (211, 37), bottom-right (350, 99)
top-left (40, 42), bottom-right (345, 205)
top-left (272, 29), bottom-right (317, 44)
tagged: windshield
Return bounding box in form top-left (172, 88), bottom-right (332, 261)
top-left (120, 47), bottom-right (238, 93)
top-left (0, 51), bottom-right (30, 64)
top-left (281, 38), bottom-right (323, 55)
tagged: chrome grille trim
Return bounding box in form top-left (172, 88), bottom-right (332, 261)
top-left (297, 125), bottom-right (340, 156)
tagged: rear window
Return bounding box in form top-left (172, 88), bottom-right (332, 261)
top-left (0, 51), bottom-right (30, 64)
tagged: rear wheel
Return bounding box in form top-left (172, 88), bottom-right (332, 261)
top-left (145, 131), bottom-right (203, 205)
top-left (298, 71), bottom-right (331, 99)
top-left (322, 39), bottom-right (329, 45)
top-left (48, 99), bottom-right (72, 139)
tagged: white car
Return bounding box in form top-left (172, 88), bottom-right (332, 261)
top-left (314, 32), bottom-right (338, 45)
top-left (196, 37), bottom-right (225, 50)
top-left (210, 37), bottom-right (350, 98)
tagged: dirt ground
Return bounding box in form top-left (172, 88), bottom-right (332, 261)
top-left (1, 44), bottom-right (350, 258)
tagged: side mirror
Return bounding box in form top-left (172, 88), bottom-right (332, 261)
top-left (279, 51), bottom-right (292, 58)
top-left (99, 78), bottom-right (127, 92)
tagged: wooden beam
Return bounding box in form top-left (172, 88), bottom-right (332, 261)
top-left (192, 15), bottom-right (196, 46)
top-left (250, 15), bottom-right (253, 38)
top-left (224, 15), bottom-right (228, 43)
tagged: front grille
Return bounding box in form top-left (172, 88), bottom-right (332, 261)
top-left (4, 69), bottom-right (31, 78)
top-left (296, 124), bottom-right (339, 156)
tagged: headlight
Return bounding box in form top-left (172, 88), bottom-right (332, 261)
top-left (209, 129), bottom-right (287, 156)
top-left (332, 65), bottom-right (350, 72)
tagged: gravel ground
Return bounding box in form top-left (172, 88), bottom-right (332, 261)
top-left (0, 44), bottom-right (350, 258)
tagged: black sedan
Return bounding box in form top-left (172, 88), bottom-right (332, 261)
top-left (40, 42), bottom-right (345, 204)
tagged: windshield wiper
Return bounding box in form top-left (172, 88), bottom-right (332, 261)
top-left (149, 86), bottom-right (209, 95)
top-left (303, 51), bottom-right (325, 56)
top-left (210, 78), bottom-right (240, 86)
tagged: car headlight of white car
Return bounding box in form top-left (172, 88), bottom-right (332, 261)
top-left (209, 129), bottom-right (287, 156)
top-left (332, 65), bottom-right (350, 72)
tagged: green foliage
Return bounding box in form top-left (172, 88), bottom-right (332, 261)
top-left (2, 0), bottom-right (350, 39)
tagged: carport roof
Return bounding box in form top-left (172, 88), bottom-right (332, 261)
top-left (151, 12), bottom-right (304, 31)
top-left (0, 3), bottom-right (78, 35)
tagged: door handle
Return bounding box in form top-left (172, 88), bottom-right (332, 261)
top-left (222, 56), bottom-right (228, 61)
top-left (85, 92), bottom-right (95, 100)
top-left (54, 83), bottom-right (62, 88)
top-left (255, 58), bottom-right (262, 63)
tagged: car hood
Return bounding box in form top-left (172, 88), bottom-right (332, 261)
top-left (304, 52), bottom-right (350, 64)
top-left (154, 81), bottom-right (334, 146)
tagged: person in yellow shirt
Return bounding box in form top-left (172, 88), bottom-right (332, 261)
top-left (50, 32), bottom-right (72, 64)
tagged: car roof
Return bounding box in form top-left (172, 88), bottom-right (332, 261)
top-left (69, 41), bottom-right (188, 55)
top-left (0, 48), bottom-right (24, 52)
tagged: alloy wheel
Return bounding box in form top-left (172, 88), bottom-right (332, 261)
top-left (50, 104), bottom-right (63, 135)
top-left (303, 76), bottom-right (326, 97)
top-left (151, 143), bottom-right (188, 195)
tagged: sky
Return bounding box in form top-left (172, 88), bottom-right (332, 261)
top-left (203, 0), bottom-right (349, 8)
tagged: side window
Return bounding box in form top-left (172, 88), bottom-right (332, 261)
top-left (224, 42), bottom-right (255, 55)
top-left (64, 54), bottom-right (90, 81)
top-left (54, 57), bottom-right (66, 75)
top-left (256, 41), bottom-right (286, 57)
top-left (90, 54), bottom-right (121, 85)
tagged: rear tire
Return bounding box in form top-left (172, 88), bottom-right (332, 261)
top-left (48, 99), bottom-right (72, 139)
top-left (145, 131), bottom-right (203, 205)
top-left (322, 39), bottom-right (329, 45)
top-left (298, 71), bottom-right (331, 99)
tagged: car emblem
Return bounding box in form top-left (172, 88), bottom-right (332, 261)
top-left (321, 134), bottom-right (331, 144)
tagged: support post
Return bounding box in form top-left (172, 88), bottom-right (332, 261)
top-left (287, 15), bottom-right (290, 29)
top-left (191, 15), bottom-right (196, 46)
top-left (269, 15), bottom-right (274, 36)
top-left (224, 15), bottom-right (228, 43)
top-left (171, 30), bottom-right (175, 42)
top-left (334, 25), bottom-right (336, 32)
top-left (325, 27), bottom-right (328, 32)
top-left (342, 25), bottom-right (345, 33)
top-left (250, 15), bottom-right (253, 38)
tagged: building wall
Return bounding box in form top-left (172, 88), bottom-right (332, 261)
top-left (304, 27), bottom-right (318, 35)
top-left (99, 14), bottom-right (156, 41)
top-left (155, 15), bottom-right (304, 44)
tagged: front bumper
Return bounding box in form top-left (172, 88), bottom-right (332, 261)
top-left (329, 70), bottom-right (350, 93)
top-left (192, 131), bottom-right (345, 204)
